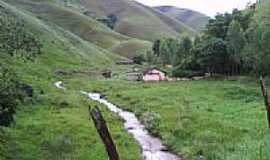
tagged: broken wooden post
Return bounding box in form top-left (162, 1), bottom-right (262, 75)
top-left (89, 106), bottom-right (120, 160)
top-left (259, 76), bottom-right (270, 128)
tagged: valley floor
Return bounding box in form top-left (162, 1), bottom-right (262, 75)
top-left (68, 77), bottom-right (270, 159)
top-left (1, 77), bottom-right (270, 160)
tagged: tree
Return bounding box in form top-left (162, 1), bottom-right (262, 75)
top-left (97, 14), bottom-right (118, 29)
top-left (226, 20), bottom-right (246, 75)
top-left (244, 0), bottom-right (270, 75)
top-left (159, 38), bottom-right (179, 64)
top-left (0, 65), bottom-right (21, 126)
top-left (152, 39), bottom-right (161, 56)
top-left (193, 35), bottom-right (201, 46)
top-left (206, 13), bottom-right (232, 39)
top-left (196, 37), bottom-right (228, 74)
top-left (174, 36), bottom-right (193, 67)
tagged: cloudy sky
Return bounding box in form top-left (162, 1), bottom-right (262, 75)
top-left (134, 0), bottom-right (257, 17)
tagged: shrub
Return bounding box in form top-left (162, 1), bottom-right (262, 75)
top-left (0, 7), bottom-right (42, 60)
top-left (132, 54), bottom-right (145, 65)
top-left (141, 111), bottom-right (161, 136)
top-left (0, 65), bottom-right (27, 126)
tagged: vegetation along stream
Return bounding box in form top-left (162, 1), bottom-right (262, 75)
top-left (55, 81), bottom-right (181, 160)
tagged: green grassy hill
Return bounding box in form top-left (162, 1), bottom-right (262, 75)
top-left (4, 0), bottom-right (152, 58)
top-left (69, 0), bottom-right (195, 41)
top-left (154, 6), bottom-right (210, 32)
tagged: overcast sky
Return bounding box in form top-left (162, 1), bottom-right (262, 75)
top-left (134, 0), bottom-right (257, 17)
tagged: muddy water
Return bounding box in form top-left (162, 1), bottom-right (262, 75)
top-left (87, 93), bottom-right (182, 160)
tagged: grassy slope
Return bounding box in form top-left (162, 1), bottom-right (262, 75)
top-left (73, 0), bottom-right (195, 41)
top-left (69, 78), bottom-right (270, 160)
top-left (154, 6), bottom-right (210, 32)
top-left (5, 0), bottom-right (152, 57)
top-left (0, 1), bottom-right (142, 160)
top-left (110, 39), bottom-right (152, 58)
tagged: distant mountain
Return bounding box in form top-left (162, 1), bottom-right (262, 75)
top-left (154, 6), bottom-right (210, 32)
top-left (71, 0), bottom-right (196, 41)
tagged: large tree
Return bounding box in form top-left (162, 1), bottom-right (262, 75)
top-left (174, 36), bottom-right (193, 67)
top-left (226, 20), bottom-right (246, 75)
top-left (244, 0), bottom-right (270, 75)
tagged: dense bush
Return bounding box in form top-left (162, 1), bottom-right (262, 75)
top-left (0, 7), bottom-right (42, 60)
top-left (0, 65), bottom-right (32, 127)
top-left (141, 112), bottom-right (161, 136)
top-left (97, 14), bottom-right (118, 29)
top-left (0, 65), bottom-right (22, 126)
top-left (172, 68), bottom-right (205, 78)
top-left (132, 54), bottom-right (145, 65)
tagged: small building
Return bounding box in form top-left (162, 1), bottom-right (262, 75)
top-left (127, 72), bottom-right (142, 81)
top-left (143, 68), bottom-right (167, 81)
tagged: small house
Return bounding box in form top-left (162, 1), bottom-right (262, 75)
top-left (127, 72), bottom-right (142, 81)
top-left (143, 68), bottom-right (167, 81)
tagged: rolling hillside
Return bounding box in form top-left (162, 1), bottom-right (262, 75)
top-left (0, 0), bottom-right (118, 71)
top-left (155, 6), bottom-right (210, 32)
top-left (0, 1), bottom-right (144, 159)
top-left (67, 0), bottom-right (195, 41)
top-left (4, 0), bottom-right (152, 58)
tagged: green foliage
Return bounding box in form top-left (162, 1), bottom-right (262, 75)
top-left (159, 38), bottom-right (180, 64)
top-left (226, 20), bottom-right (245, 55)
top-left (152, 37), bottom-right (193, 67)
top-left (172, 68), bottom-right (204, 78)
top-left (152, 39), bottom-right (161, 56)
top-left (195, 37), bottom-right (228, 73)
top-left (97, 14), bottom-right (118, 29)
top-left (0, 65), bottom-right (21, 126)
top-left (226, 20), bottom-right (245, 69)
top-left (149, 3), bottom-right (264, 77)
top-left (243, 0), bottom-right (270, 75)
top-left (0, 8), bottom-right (42, 60)
top-left (174, 36), bottom-right (193, 66)
top-left (132, 54), bottom-right (145, 65)
top-left (141, 111), bottom-right (161, 136)
top-left (206, 13), bottom-right (232, 39)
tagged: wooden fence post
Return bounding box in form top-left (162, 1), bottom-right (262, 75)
top-left (259, 76), bottom-right (270, 128)
top-left (89, 106), bottom-right (120, 160)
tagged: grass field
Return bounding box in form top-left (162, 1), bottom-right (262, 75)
top-left (67, 77), bottom-right (270, 160)
top-left (0, 2), bottom-right (142, 159)
top-left (110, 39), bottom-right (152, 58)
top-left (0, 77), bottom-right (142, 160)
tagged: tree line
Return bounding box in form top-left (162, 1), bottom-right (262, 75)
top-left (148, 1), bottom-right (270, 77)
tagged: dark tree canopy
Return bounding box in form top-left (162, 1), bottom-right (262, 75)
top-left (149, 1), bottom-right (270, 77)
